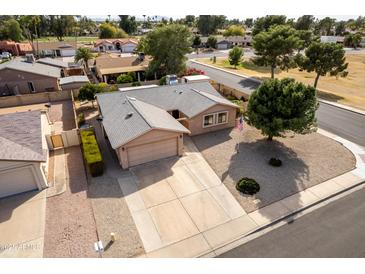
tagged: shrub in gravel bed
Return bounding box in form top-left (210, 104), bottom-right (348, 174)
top-left (80, 129), bottom-right (104, 177)
top-left (236, 177), bottom-right (260, 195)
top-left (269, 157), bottom-right (282, 167)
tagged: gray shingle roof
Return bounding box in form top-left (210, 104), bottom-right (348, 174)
top-left (0, 59), bottom-right (61, 78)
top-left (122, 82), bottom-right (238, 118)
top-left (97, 94), bottom-right (190, 149)
top-left (37, 57), bottom-right (70, 68)
top-left (59, 75), bottom-right (89, 85)
top-left (0, 110), bottom-right (47, 162)
top-left (96, 82), bottom-right (238, 149)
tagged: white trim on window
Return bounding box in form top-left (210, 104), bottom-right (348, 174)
top-left (202, 111), bottom-right (229, 128)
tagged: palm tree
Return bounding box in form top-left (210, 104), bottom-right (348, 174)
top-left (74, 47), bottom-right (93, 71)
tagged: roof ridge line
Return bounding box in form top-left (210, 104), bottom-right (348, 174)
top-left (126, 96), bottom-right (154, 129)
top-left (190, 88), bottom-right (218, 103)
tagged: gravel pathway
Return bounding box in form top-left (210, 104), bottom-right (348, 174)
top-left (192, 126), bottom-right (356, 213)
top-left (43, 147), bottom-right (98, 258)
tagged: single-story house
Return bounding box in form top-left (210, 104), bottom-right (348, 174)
top-left (35, 41), bottom-right (77, 57)
top-left (320, 36), bottom-right (345, 44)
top-left (59, 75), bottom-right (90, 90)
top-left (93, 39), bottom-right (138, 53)
top-left (0, 40), bottom-right (33, 56)
top-left (36, 57), bottom-right (85, 77)
top-left (0, 58), bottom-right (61, 96)
top-left (216, 40), bottom-right (232, 50)
top-left (96, 82), bottom-right (239, 169)
top-left (0, 110), bottom-right (50, 198)
top-left (95, 53), bottom-right (150, 83)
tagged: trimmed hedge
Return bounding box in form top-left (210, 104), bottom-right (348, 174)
top-left (269, 157), bottom-right (282, 167)
top-left (236, 177), bottom-right (260, 195)
top-left (80, 130), bottom-right (104, 177)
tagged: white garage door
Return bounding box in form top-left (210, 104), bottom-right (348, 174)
top-left (0, 166), bottom-right (38, 198)
top-left (127, 137), bottom-right (178, 167)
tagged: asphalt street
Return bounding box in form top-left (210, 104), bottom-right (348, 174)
top-left (219, 186), bottom-right (365, 257)
top-left (188, 61), bottom-right (365, 147)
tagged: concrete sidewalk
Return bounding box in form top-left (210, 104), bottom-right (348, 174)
top-left (199, 128), bottom-right (365, 258)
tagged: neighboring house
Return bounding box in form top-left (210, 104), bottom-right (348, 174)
top-left (0, 40), bottom-right (33, 56)
top-left (216, 40), bottom-right (232, 50)
top-left (320, 36), bottom-right (345, 44)
top-left (93, 39), bottom-right (138, 53)
top-left (95, 53), bottom-right (150, 83)
top-left (96, 82), bottom-right (239, 169)
top-left (0, 58), bottom-right (61, 96)
top-left (59, 75), bottom-right (90, 90)
top-left (360, 37), bottom-right (365, 47)
top-left (35, 41), bottom-right (77, 57)
top-left (37, 57), bottom-right (85, 77)
top-left (0, 110), bottom-right (51, 198)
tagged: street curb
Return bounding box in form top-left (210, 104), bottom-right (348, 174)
top-left (318, 99), bottom-right (365, 116)
top-left (191, 59), bottom-right (365, 116)
top-left (198, 178), bottom-right (365, 258)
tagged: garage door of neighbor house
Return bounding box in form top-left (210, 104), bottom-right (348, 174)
top-left (0, 166), bottom-right (38, 198)
top-left (127, 137), bottom-right (178, 167)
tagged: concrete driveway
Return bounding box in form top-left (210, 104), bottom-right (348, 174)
top-left (118, 137), bottom-right (256, 257)
top-left (0, 190), bottom-right (46, 257)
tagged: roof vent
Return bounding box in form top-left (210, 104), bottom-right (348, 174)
top-left (179, 91), bottom-right (183, 94)
top-left (125, 112), bottom-right (133, 119)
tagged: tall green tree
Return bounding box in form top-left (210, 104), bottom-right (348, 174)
top-left (99, 22), bottom-right (127, 38)
top-left (184, 15), bottom-right (196, 27)
top-left (244, 18), bottom-right (254, 28)
top-left (206, 35), bottom-right (217, 49)
top-left (314, 17), bottom-right (336, 35)
top-left (223, 25), bottom-right (245, 37)
top-left (298, 42), bottom-right (348, 89)
top-left (295, 15), bottom-right (315, 30)
top-left (296, 30), bottom-right (319, 52)
top-left (18, 16), bottom-right (40, 44)
top-left (75, 47), bottom-right (93, 71)
top-left (245, 78), bottom-right (318, 141)
top-left (49, 15), bottom-right (76, 41)
top-left (228, 46), bottom-right (243, 68)
top-left (335, 21), bottom-right (347, 36)
top-left (192, 35), bottom-right (201, 48)
top-left (2, 19), bottom-right (24, 42)
top-left (197, 15), bottom-right (226, 36)
top-left (344, 33), bottom-right (362, 49)
top-left (142, 24), bottom-right (192, 76)
top-left (118, 15), bottom-right (137, 34)
top-left (252, 15), bottom-right (287, 35)
top-left (253, 25), bottom-right (301, 78)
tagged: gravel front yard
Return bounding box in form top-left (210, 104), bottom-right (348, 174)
top-left (43, 147), bottom-right (98, 258)
top-left (192, 126), bottom-right (356, 213)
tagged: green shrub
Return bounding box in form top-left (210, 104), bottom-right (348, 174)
top-left (269, 157), bottom-right (282, 167)
top-left (159, 76), bottom-right (167, 86)
top-left (80, 130), bottom-right (103, 177)
top-left (132, 81), bottom-right (141, 86)
top-left (117, 73), bottom-right (134, 84)
top-left (236, 178), bottom-right (260, 195)
top-left (77, 113), bottom-right (85, 127)
top-left (227, 95), bottom-right (238, 101)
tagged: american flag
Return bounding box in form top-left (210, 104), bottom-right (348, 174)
top-left (236, 116), bottom-right (244, 132)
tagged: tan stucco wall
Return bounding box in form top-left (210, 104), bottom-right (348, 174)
top-left (116, 129), bottom-right (183, 169)
top-left (0, 68), bottom-right (59, 94)
top-left (188, 104), bottom-right (237, 136)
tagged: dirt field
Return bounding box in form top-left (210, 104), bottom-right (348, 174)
top-left (198, 52), bottom-right (365, 111)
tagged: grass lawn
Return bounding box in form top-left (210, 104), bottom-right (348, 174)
top-left (198, 53), bottom-right (365, 111)
top-left (30, 36), bottom-right (99, 44)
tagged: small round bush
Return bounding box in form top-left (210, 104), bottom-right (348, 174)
top-left (236, 178), bottom-right (260, 195)
top-left (269, 157), bottom-right (282, 167)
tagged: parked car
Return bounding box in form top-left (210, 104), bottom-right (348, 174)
top-left (0, 52), bottom-right (11, 59)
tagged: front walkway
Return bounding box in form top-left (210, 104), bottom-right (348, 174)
top-left (119, 137), bottom-right (252, 258)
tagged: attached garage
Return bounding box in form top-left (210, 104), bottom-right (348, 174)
top-left (0, 110), bottom-right (49, 198)
top-left (0, 162), bottom-right (41, 198)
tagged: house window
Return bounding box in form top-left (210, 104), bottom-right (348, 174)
top-left (28, 82), bottom-right (35, 92)
top-left (108, 46), bottom-right (113, 50)
top-left (217, 112), bottom-right (228, 124)
top-left (203, 111), bottom-right (229, 128)
top-left (203, 114), bottom-right (215, 127)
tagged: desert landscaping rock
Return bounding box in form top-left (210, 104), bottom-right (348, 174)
top-left (192, 126), bottom-right (356, 213)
